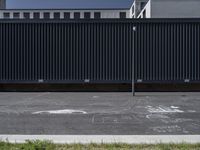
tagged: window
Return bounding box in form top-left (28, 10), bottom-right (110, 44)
top-left (141, 2), bottom-right (146, 10)
top-left (143, 9), bottom-right (146, 18)
top-left (54, 12), bottom-right (60, 19)
top-left (94, 12), bottom-right (101, 19)
top-left (120, 12), bottom-right (126, 18)
top-left (74, 12), bottom-right (80, 19)
top-left (13, 12), bottom-right (20, 18)
top-left (3, 12), bottom-right (10, 19)
top-left (132, 6), bottom-right (134, 14)
top-left (44, 12), bottom-right (50, 19)
top-left (64, 12), bottom-right (70, 19)
top-left (84, 12), bottom-right (91, 19)
top-left (33, 12), bottom-right (40, 19)
top-left (23, 12), bottom-right (30, 19)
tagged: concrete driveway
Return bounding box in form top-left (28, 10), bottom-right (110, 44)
top-left (0, 92), bottom-right (200, 135)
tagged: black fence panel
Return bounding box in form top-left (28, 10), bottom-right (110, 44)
top-left (134, 21), bottom-right (200, 83)
top-left (0, 19), bottom-right (200, 84)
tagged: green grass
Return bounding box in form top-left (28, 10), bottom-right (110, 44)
top-left (0, 141), bottom-right (200, 150)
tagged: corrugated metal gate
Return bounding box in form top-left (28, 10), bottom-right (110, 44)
top-left (0, 19), bottom-right (200, 84)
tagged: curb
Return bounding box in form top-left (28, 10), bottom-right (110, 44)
top-left (0, 135), bottom-right (200, 144)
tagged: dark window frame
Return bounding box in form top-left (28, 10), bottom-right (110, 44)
top-left (84, 12), bottom-right (91, 19)
top-left (143, 9), bottom-right (146, 18)
top-left (141, 2), bottom-right (146, 10)
top-left (33, 12), bottom-right (40, 19)
top-left (43, 12), bottom-right (50, 19)
top-left (74, 12), bottom-right (80, 19)
top-left (23, 12), bottom-right (30, 19)
top-left (94, 12), bottom-right (101, 19)
top-left (3, 12), bottom-right (10, 19)
top-left (132, 6), bottom-right (134, 14)
top-left (64, 12), bottom-right (70, 19)
top-left (120, 12), bottom-right (126, 18)
top-left (13, 12), bottom-right (20, 19)
top-left (53, 12), bottom-right (60, 19)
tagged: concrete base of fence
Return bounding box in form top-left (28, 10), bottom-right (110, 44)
top-left (0, 83), bottom-right (200, 92)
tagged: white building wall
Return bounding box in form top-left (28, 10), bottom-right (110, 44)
top-left (129, 2), bottom-right (135, 18)
top-left (0, 9), bottom-right (132, 19)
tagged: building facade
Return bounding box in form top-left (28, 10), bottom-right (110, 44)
top-left (0, 0), bottom-right (6, 9)
top-left (1, 0), bottom-right (200, 19)
top-left (137, 0), bottom-right (200, 18)
top-left (0, 0), bottom-right (135, 19)
top-left (0, 9), bottom-right (134, 19)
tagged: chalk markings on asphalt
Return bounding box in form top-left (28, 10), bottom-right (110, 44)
top-left (32, 109), bottom-right (87, 114)
top-left (146, 106), bottom-right (184, 113)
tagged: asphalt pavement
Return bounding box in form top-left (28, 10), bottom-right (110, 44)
top-left (0, 92), bottom-right (200, 135)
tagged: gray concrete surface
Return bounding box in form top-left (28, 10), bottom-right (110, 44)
top-left (0, 92), bottom-right (200, 135)
top-left (151, 0), bottom-right (200, 18)
top-left (1, 135), bottom-right (200, 144)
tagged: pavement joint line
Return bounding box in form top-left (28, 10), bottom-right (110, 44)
top-left (0, 135), bottom-right (200, 144)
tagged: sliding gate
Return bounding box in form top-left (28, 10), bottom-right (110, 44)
top-left (0, 19), bottom-right (200, 86)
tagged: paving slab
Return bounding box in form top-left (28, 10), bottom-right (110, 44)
top-left (0, 92), bottom-right (200, 135)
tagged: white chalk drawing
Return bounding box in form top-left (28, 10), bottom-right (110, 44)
top-left (170, 106), bottom-right (179, 109)
top-left (146, 105), bottom-right (184, 113)
top-left (161, 118), bottom-right (192, 124)
top-left (151, 125), bottom-right (183, 133)
top-left (146, 114), bottom-right (169, 119)
top-left (188, 110), bottom-right (196, 113)
top-left (92, 96), bottom-right (99, 98)
top-left (32, 109), bottom-right (87, 114)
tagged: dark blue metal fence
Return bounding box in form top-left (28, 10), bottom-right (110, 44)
top-left (0, 19), bottom-right (199, 84)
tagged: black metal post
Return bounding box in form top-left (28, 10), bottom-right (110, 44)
top-left (132, 26), bottom-right (136, 96)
